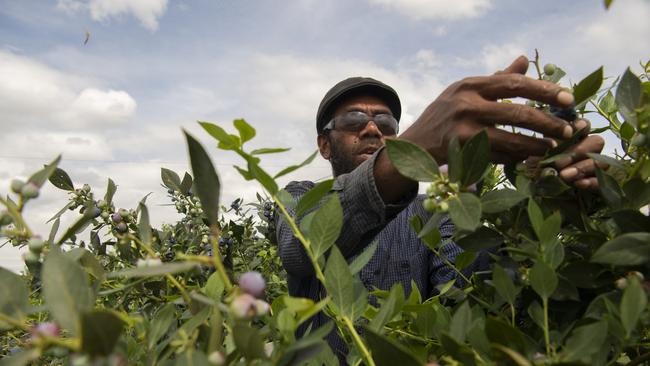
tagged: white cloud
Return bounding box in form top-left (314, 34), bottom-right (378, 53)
top-left (368, 0), bottom-right (491, 20)
top-left (0, 50), bottom-right (137, 130)
top-left (57, 0), bottom-right (168, 31)
top-left (479, 43), bottom-right (527, 73)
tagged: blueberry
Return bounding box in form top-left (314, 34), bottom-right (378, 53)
top-left (167, 189), bottom-right (174, 194)
top-left (116, 222), bottom-right (128, 233)
top-left (231, 198), bottom-right (242, 210)
top-left (238, 271), bottom-right (266, 298)
top-left (550, 105), bottom-right (576, 122)
top-left (111, 213), bottom-right (123, 223)
top-left (229, 293), bottom-right (257, 320)
top-left (164, 251), bottom-right (175, 261)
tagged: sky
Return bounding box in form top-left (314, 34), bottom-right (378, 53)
top-left (1, 0), bottom-right (648, 272)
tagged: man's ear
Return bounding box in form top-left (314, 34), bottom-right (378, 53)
top-left (317, 134), bottom-right (331, 160)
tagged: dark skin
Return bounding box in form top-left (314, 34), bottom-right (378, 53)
top-left (318, 56), bottom-right (606, 204)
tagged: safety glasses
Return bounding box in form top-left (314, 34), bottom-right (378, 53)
top-left (322, 111), bottom-right (399, 135)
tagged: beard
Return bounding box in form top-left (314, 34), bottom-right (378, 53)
top-left (329, 136), bottom-right (382, 177)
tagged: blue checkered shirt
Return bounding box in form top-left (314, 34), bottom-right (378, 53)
top-left (275, 147), bottom-right (484, 362)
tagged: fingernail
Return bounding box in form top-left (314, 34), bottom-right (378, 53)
top-left (575, 179), bottom-right (591, 189)
top-left (557, 91), bottom-right (574, 105)
top-left (547, 139), bottom-right (558, 148)
top-left (563, 125), bottom-right (573, 139)
top-left (560, 167), bottom-right (578, 180)
top-left (556, 156), bottom-right (572, 167)
top-left (574, 119), bottom-right (588, 130)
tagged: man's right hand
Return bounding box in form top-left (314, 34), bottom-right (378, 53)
top-left (400, 55), bottom-right (576, 165)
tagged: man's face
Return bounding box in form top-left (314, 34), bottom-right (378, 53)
top-left (317, 94), bottom-right (397, 176)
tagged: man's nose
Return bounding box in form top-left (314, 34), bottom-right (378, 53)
top-left (359, 120), bottom-right (383, 139)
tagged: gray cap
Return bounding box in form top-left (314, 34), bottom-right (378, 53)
top-left (316, 77), bottom-right (401, 134)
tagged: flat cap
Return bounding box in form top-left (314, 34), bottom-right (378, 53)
top-left (316, 77), bottom-right (401, 134)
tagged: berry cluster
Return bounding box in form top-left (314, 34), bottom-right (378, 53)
top-left (423, 176), bottom-right (459, 213)
top-left (229, 271), bottom-right (270, 321)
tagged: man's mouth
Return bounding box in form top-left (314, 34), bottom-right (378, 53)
top-left (359, 146), bottom-right (379, 156)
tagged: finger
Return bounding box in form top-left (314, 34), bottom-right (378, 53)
top-left (485, 127), bottom-right (555, 163)
top-left (479, 101), bottom-right (573, 139)
top-left (494, 55), bottom-right (529, 75)
top-left (574, 177), bottom-right (599, 191)
top-left (554, 134), bottom-right (605, 168)
top-left (559, 159), bottom-right (608, 182)
top-left (470, 74), bottom-right (574, 107)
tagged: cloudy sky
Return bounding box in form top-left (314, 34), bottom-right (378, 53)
top-left (1, 0), bottom-right (648, 271)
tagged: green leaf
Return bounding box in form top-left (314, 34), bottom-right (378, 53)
top-left (104, 178), bottom-right (117, 205)
top-left (364, 326), bottom-right (422, 366)
top-left (616, 68), bottom-right (642, 127)
top-left (184, 130), bottom-right (220, 227)
top-left (46, 201), bottom-right (74, 223)
top-left (620, 121), bottom-right (636, 140)
top-left (527, 199), bottom-right (544, 239)
top-left (491, 344), bottom-right (532, 366)
top-left (148, 304), bottom-right (176, 349)
top-left (199, 121), bottom-right (239, 149)
top-left (449, 302), bottom-right (472, 343)
top-left (56, 213), bottom-right (93, 245)
top-left (621, 276), bottom-right (647, 337)
top-left (456, 226), bottom-right (503, 251)
top-left (448, 193), bottom-right (482, 233)
top-left (385, 139), bottom-right (439, 182)
top-left (295, 179), bottom-right (334, 218)
top-left (529, 261), bottom-right (557, 299)
top-left (174, 350), bottom-right (210, 366)
top-left (232, 323), bottom-right (267, 360)
top-left (564, 320), bottom-right (608, 361)
top-left (324, 246), bottom-right (363, 319)
top-left (204, 272), bottom-right (225, 302)
top-left (274, 150), bottom-right (318, 179)
top-left (461, 130), bottom-right (490, 187)
top-left (481, 189), bottom-right (526, 214)
top-left (623, 178), bottom-right (650, 209)
top-left (599, 90), bottom-right (617, 114)
top-left (138, 202), bottom-right (152, 246)
top-left (585, 153), bottom-right (625, 170)
top-left (440, 333), bottom-right (477, 366)
top-left (493, 265), bottom-right (519, 304)
top-left (180, 172), bottom-right (193, 194)
top-left (368, 283), bottom-right (404, 332)
top-left (447, 136), bottom-right (463, 182)
top-left (249, 162), bottom-right (278, 195)
top-left (28, 155), bottom-right (61, 188)
top-left (539, 211), bottom-right (561, 246)
top-left (604, 0), bottom-right (614, 9)
top-left (547, 66), bottom-right (566, 84)
top-left (573, 66), bottom-right (603, 106)
top-left (0, 267), bottom-right (29, 329)
top-left (251, 147), bottom-right (291, 155)
top-left (455, 251), bottom-right (477, 270)
top-left (48, 167), bottom-right (74, 191)
top-left (612, 209), bottom-right (650, 233)
top-left (233, 118), bottom-right (256, 143)
top-left (485, 318), bottom-right (528, 356)
top-left (161, 168), bottom-right (182, 191)
top-left (108, 262), bottom-right (198, 279)
top-left (81, 310), bottom-right (124, 357)
top-left (42, 249), bottom-right (94, 335)
top-left (308, 193), bottom-right (342, 259)
top-left (0, 349), bottom-right (39, 366)
top-left (349, 241), bottom-right (378, 275)
top-left (66, 248), bottom-right (105, 281)
top-left (595, 168), bottom-right (624, 209)
top-left (591, 233), bottom-right (650, 266)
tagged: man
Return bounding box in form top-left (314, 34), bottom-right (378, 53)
top-left (275, 56), bottom-right (604, 359)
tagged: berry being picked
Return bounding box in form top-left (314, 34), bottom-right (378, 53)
top-left (255, 299), bottom-right (270, 316)
top-left (423, 198), bottom-right (437, 212)
top-left (28, 237), bottom-right (45, 253)
top-left (238, 271), bottom-right (266, 298)
top-left (21, 182), bottom-right (40, 199)
top-left (85, 206), bottom-right (101, 218)
top-left (550, 105), bottom-right (576, 122)
top-left (229, 293), bottom-right (258, 320)
top-left (543, 63), bottom-right (556, 76)
top-left (10, 179), bottom-right (25, 194)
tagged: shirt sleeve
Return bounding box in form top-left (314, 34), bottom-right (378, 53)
top-left (277, 146), bottom-right (418, 277)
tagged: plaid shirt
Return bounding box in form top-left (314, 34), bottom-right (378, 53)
top-left (275, 147), bottom-right (484, 362)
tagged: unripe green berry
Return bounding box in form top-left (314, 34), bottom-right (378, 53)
top-left (631, 133), bottom-right (647, 147)
top-left (438, 201), bottom-right (449, 212)
top-left (426, 184), bottom-right (437, 196)
top-left (82, 184), bottom-right (91, 193)
top-left (543, 63), bottom-right (556, 76)
top-left (208, 351), bottom-right (225, 365)
top-left (23, 250), bottom-right (40, 264)
top-left (28, 237), bottom-right (45, 253)
top-left (21, 182), bottom-right (39, 199)
top-left (0, 211), bottom-right (12, 226)
top-left (101, 211), bottom-right (110, 220)
top-left (423, 198), bottom-right (437, 212)
top-left (541, 167), bottom-right (558, 177)
top-left (97, 200), bottom-right (107, 209)
top-left (10, 179), bottom-right (25, 194)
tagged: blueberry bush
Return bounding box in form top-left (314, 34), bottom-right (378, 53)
top-left (1, 52), bottom-right (650, 365)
